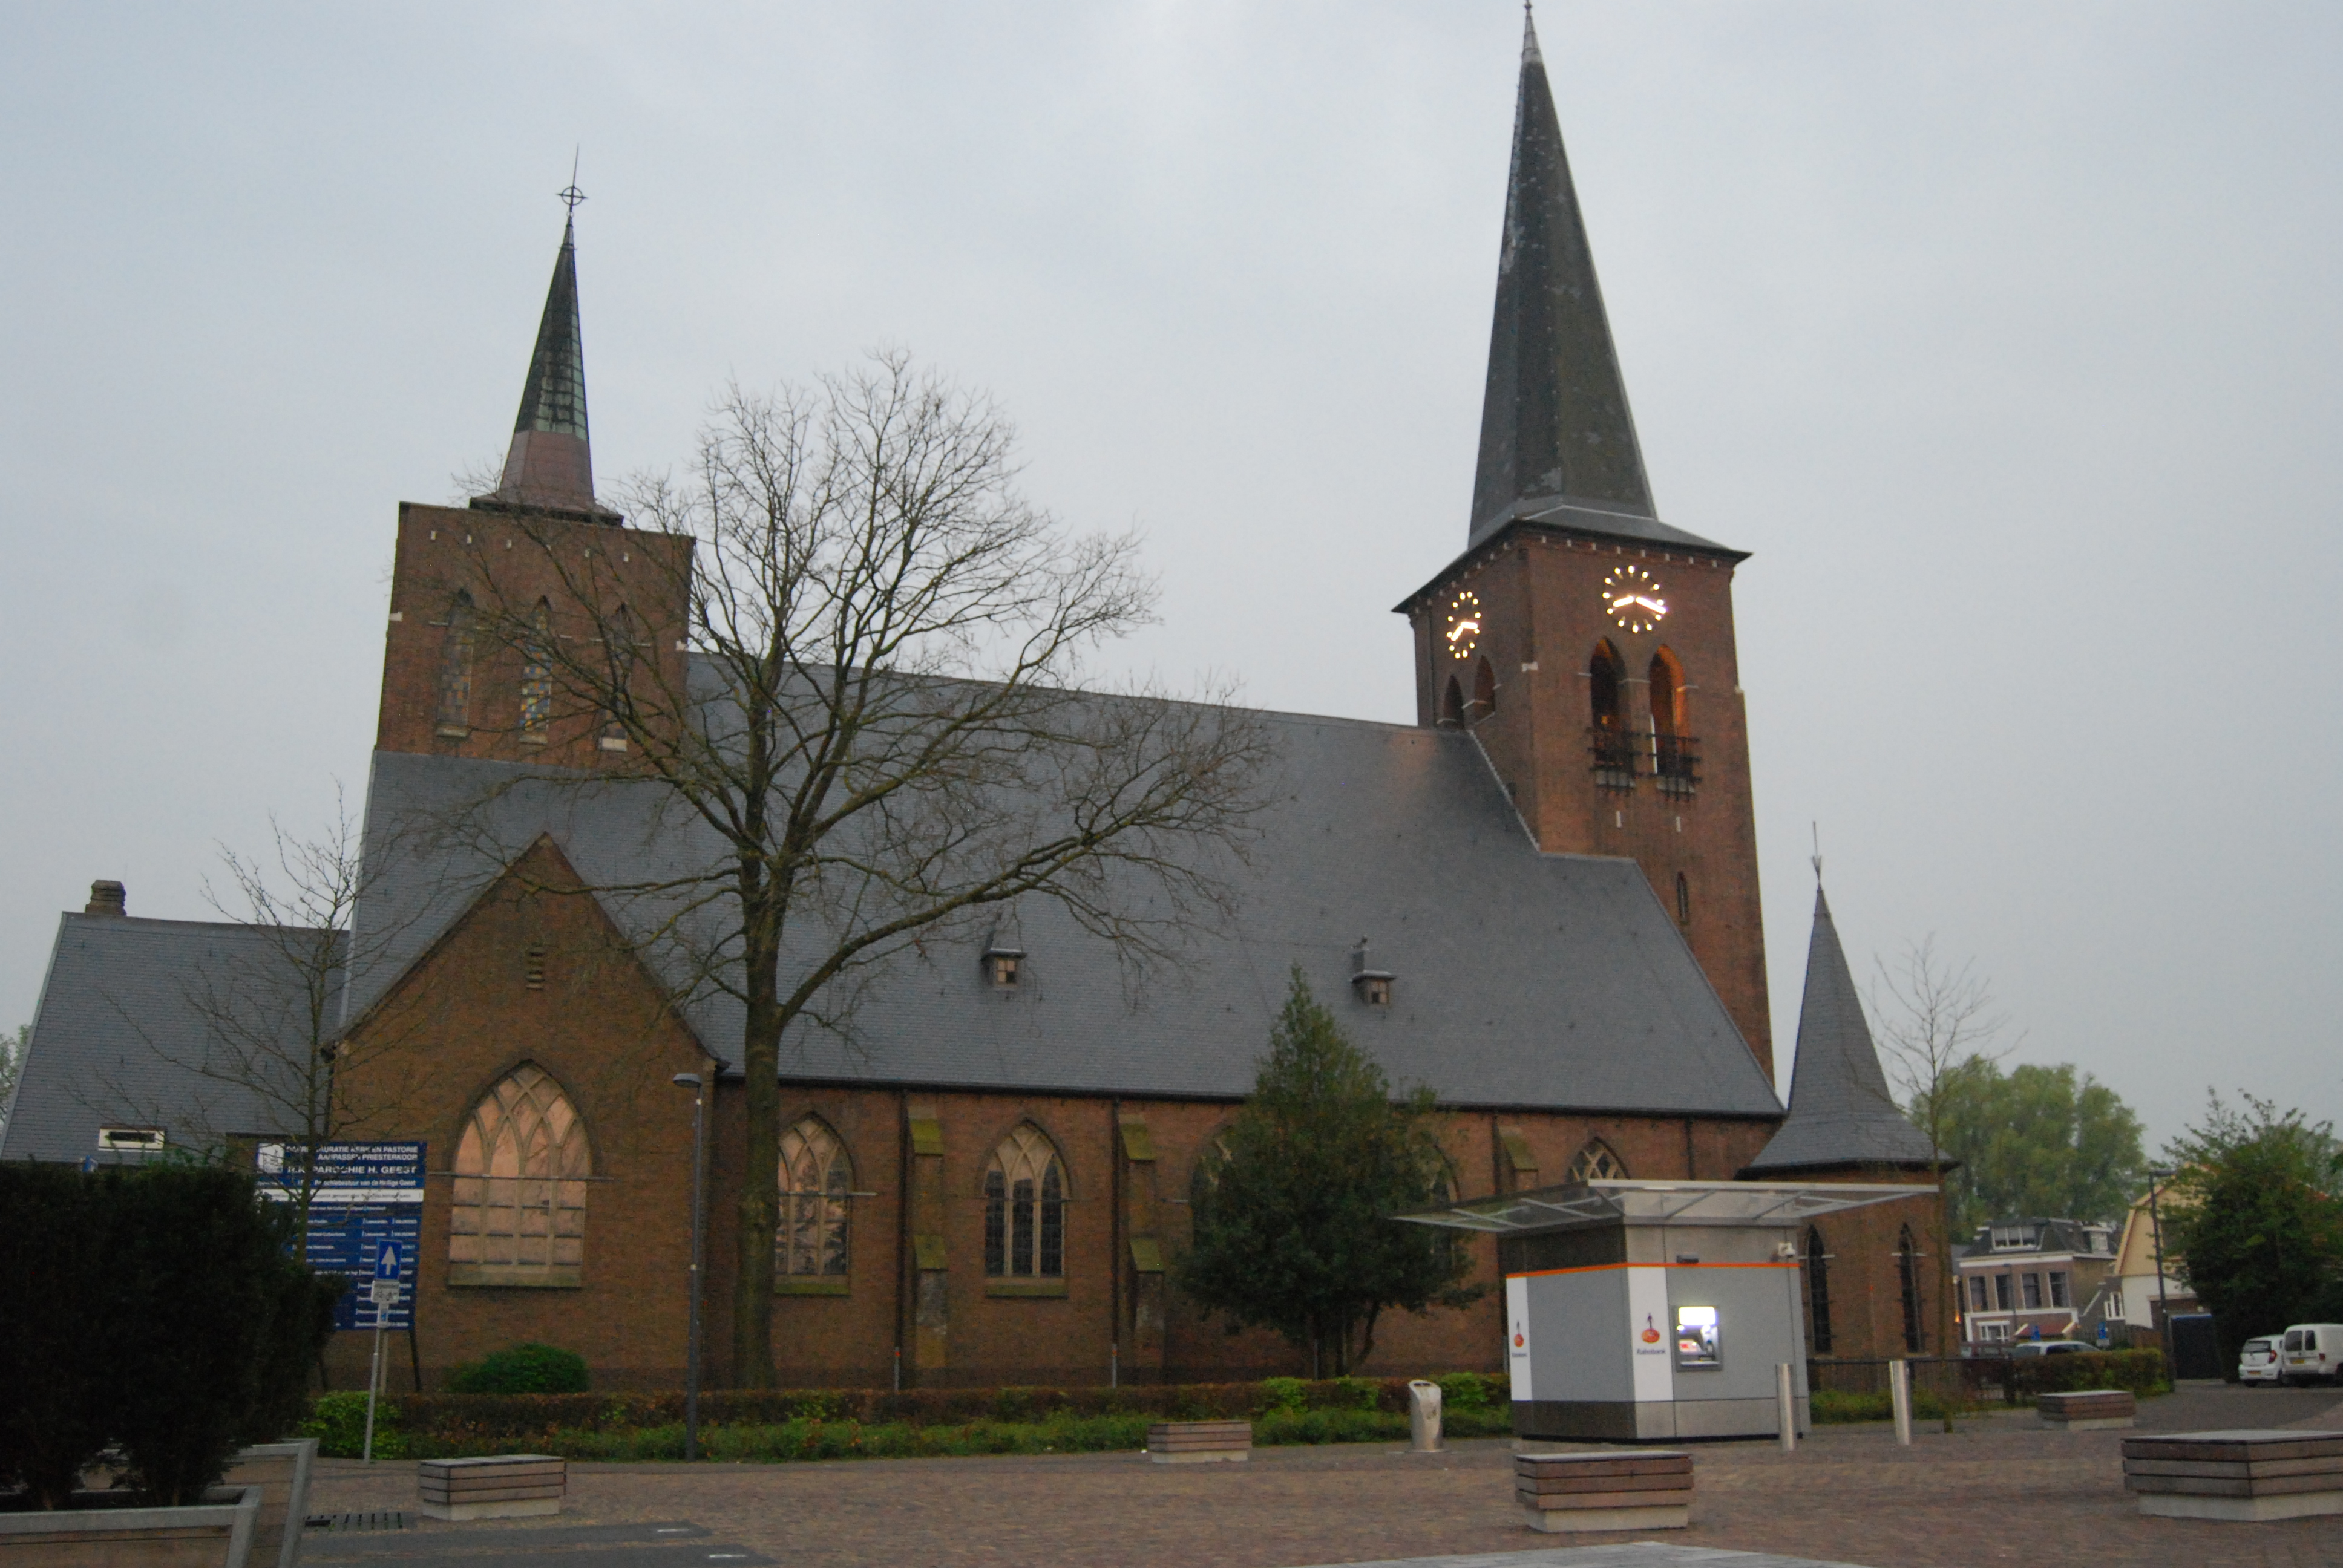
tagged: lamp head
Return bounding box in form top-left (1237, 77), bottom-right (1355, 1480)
top-left (672, 1073), bottom-right (703, 1089)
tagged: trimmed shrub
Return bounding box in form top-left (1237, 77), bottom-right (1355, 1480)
top-left (299, 1391), bottom-right (405, 1460)
top-left (0, 1164), bottom-right (114, 1508)
top-left (1256, 1377), bottom-right (1308, 1414)
top-left (447, 1342), bottom-right (591, 1395)
top-left (2007, 1348), bottom-right (2168, 1404)
top-left (1435, 1371), bottom-right (1502, 1411)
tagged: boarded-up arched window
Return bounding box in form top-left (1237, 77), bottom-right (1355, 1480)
top-left (449, 1064), bottom-right (590, 1286)
top-left (778, 1117), bottom-right (851, 1279)
top-left (984, 1124), bottom-right (1066, 1279)
top-left (1565, 1139), bottom-right (1628, 1183)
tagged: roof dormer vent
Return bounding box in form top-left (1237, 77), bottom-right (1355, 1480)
top-left (982, 918), bottom-right (1026, 990)
top-left (1349, 937), bottom-right (1393, 1007)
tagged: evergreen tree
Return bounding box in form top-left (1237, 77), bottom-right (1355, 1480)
top-left (1175, 967), bottom-right (1481, 1374)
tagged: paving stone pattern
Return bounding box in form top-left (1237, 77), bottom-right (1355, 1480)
top-left (303, 1384), bottom-right (2343, 1567)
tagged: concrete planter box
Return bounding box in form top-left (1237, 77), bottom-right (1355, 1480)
top-left (1144, 1422), bottom-right (1252, 1464)
top-left (2125, 1429), bottom-right (2343, 1521)
top-left (221, 1441), bottom-right (316, 1568)
top-left (418, 1456), bottom-right (565, 1521)
top-left (0, 1485), bottom-right (260, 1568)
top-left (1515, 1451), bottom-right (1692, 1534)
top-left (2039, 1390), bottom-right (2135, 1431)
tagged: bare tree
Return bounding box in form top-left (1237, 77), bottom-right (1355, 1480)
top-left (1872, 936), bottom-right (2013, 1354)
top-left (97, 788), bottom-right (439, 1239)
top-left (457, 352), bottom-right (1274, 1384)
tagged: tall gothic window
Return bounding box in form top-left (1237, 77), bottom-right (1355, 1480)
top-left (1588, 641), bottom-right (1631, 783)
top-left (983, 1124), bottom-right (1065, 1278)
top-left (1565, 1139), bottom-right (1628, 1183)
top-left (436, 590), bottom-right (479, 734)
top-left (1805, 1226), bottom-right (1834, 1354)
top-left (1898, 1224), bottom-right (1925, 1353)
top-left (599, 604), bottom-right (637, 751)
top-left (519, 598), bottom-right (553, 742)
top-left (448, 1064), bottom-right (590, 1286)
top-left (778, 1117), bottom-right (851, 1278)
top-left (1649, 646), bottom-right (1692, 789)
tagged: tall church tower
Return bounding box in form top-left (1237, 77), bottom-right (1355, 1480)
top-left (1397, 15), bottom-right (1774, 1077)
top-left (374, 208), bottom-right (693, 766)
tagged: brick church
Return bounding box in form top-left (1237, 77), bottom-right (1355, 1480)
top-left (4, 19), bottom-right (1948, 1389)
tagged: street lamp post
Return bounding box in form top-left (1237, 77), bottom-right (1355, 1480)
top-left (2146, 1168), bottom-right (2174, 1372)
top-left (673, 1072), bottom-right (709, 1462)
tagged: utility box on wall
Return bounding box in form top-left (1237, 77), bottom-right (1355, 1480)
top-left (1401, 1179), bottom-right (1932, 1441)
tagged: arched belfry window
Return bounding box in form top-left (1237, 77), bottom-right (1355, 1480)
top-left (1898, 1224), bottom-right (1925, 1353)
top-left (778, 1117), bottom-right (851, 1279)
top-left (1438, 675), bottom-right (1464, 729)
top-left (1648, 647), bottom-right (1694, 792)
top-left (984, 1123), bottom-right (1066, 1279)
top-left (1470, 657), bottom-right (1496, 720)
top-left (449, 1063), bottom-right (591, 1286)
top-left (436, 590), bottom-right (479, 735)
top-left (1588, 641), bottom-right (1632, 786)
top-left (520, 598), bottom-right (554, 742)
top-left (1565, 1139), bottom-right (1628, 1183)
top-left (1805, 1226), bottom-right (1834, 1354)
top-left (599, 604), bottom-right (637, 752)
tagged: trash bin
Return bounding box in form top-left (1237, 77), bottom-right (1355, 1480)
top-left (1408, 1379), bottom-right (1444, 1452)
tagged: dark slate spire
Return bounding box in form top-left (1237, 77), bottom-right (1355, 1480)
top-left (1745, 886), bottom-right (1942, 1173)
top-left (492, 214), bottom-right (601, 513)
top-left (1467, 7), bottom-right (1654, 546)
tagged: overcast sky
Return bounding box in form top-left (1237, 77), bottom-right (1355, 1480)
top-left (5, 2), bottom-right (2338, 1151)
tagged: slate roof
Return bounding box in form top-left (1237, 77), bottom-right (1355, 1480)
top-left (1743, 886), bottom-right (1941, 1172)
top-left (0, 914), bottom-right (342, 1164)
top-left (1468, 10), bottom-right (1657, 546)
top-left (340, 695), bottom-right (1783, 1119)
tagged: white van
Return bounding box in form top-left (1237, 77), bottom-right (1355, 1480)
top-left (2279, 1324), bottom-right (2343, 1385)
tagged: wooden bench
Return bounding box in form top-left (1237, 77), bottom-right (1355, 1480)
top-left (2038, 1389), bottom-right (2136, 1429)
top-left (2123, 1429), bottom-right (2343, 1521)
top-left (417, 1455), bottom-right (565, 1521)
top-left (1145, 1421), bottom-right (1252, 1464)
top-left (1515, 1450), bottom-right (1693, 1533)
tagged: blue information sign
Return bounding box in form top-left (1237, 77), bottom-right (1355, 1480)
top-left (258, 1142), bottom-right (425, 1332)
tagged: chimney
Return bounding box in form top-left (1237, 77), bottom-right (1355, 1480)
top-left (85, 880), bottom-right (127, 918)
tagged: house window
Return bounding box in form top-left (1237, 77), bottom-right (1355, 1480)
top-left (2108, 1286), bottom-right (2125, 1319)
top-left (2049, 1271), bottom-right (2070, 1308)
top-left (449, 1063), bottom-right (590, 1286)
top-left (2020, 1273), bottom-right (2043, 1310)
top-left (1994, 1273), bottom-right (2013, 1311)
top-left (983, 1123), bottom-right (1065, 1278)
top-left (1804, 1226), bottom-right (1833, 1355)
top-left (778, 1117), bottom-right (851, 1278)
top-left (437, 590), bottom-right (479, 734)
top-left (1565, 1139), bottom-right (1628, 1183)
top-left (1968, 1275), bottom-right (1989, 1313)
top-left (1982, 1321), bottom-right (2010, 1342)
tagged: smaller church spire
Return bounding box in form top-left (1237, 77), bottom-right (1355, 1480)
top-left (491, 191), bottom-right (603, 515)
top-left (1744, 885), bottom-right (1942, 1174)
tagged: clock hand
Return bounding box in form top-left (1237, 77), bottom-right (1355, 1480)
top-left (1633, 596), bottom-right (1667, 615)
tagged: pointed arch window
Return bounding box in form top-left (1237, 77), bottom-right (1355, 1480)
top-left (449, 1063), bottom-right (590, 1287)
top-left (599, 604), bottom-right (637, 752)
top-left (1805, 1226), bottom-right (1834, 1355)
top-left (436, 590), bottom-right (479, 736)
top-left (1469, 657), bottom-right (1497, 721)
top-left (1648, 647), bottom-right (1696, 793)
top-left (1438, 675), bottom-right (1464, 729)
top-left (778, 1117), bottom-right (851, 1281)
top-left (1676, 872), bottom-right (1691, 925)
top-left (1898, 1224), bottom-right (1925, 1353)
top-left (983, 1124), bottom-right (1066, 1279)
top-left (519, 598), bottom-right (554, 742)
top-left (1565, 1139), bottom-right (1628, 1183)
top-left (1588, 641), bottom-right (1632, 787)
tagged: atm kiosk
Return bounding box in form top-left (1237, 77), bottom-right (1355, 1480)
top-left (1399, 1178), bottom-right (1932, 1441)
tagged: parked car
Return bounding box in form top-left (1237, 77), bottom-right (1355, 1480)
top-left (2239, 1336), bottom-right (2281, 1385)
top-left (2280, 1324), bottom-right (2343, 1385)
top-left (2010, 1339), bottom-right (2094, 1357)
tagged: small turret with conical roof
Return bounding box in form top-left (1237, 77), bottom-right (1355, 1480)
top-left (1745, 885), bottom-right (1942, 1174)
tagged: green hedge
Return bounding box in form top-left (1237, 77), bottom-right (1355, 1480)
top-left (2005, 1348), bottom-right (2169, 1403)
top-left (302, 1374), bottom-right (1514, 1460)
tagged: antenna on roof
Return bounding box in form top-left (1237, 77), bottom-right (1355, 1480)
top-left (557, 147), bottom-right (586, 218)
top-left (1810, 822), bottom-right (1823, 883)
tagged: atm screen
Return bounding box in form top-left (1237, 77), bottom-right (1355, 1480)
top-left (1675, 1305), bottom-right (1721, 1369)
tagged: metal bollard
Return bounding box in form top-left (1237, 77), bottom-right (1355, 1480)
top-left (1775, 1362), bottom-right (1797, 1451)
top-left (1407, 1379), bottom-right (1444, 1452)
top-left (1889, 1357), bottom-right (1913, 1447)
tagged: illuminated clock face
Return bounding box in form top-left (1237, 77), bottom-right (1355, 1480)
top-left (1443, 590), bottom-right (1484, 659)
top-left (1600, 565), bottom-right (1668, 633)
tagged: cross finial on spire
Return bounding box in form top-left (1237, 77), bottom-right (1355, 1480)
top-left (1522, 2), bottom-right (1543, 65)
top-left (557, 148), bottom-right (586, 218)
top-left (1811, 822), bottom-right (1823, 883)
